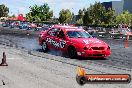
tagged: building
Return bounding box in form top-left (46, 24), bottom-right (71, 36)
top-left (123, 0), bottom-right (132, 13)
top-left (101, 0), bottom-right (123, 15)
top-left (112, 1), bottom-right (124, 15)
top-left (102, 0), bottom-right (132, 14)
top-left (101, 2), bottom-right (112, 10)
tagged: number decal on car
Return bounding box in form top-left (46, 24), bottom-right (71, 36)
top-left (59, 40), bottom-right (66, 48)
top-left (46, 38), bottom-right (66, 48)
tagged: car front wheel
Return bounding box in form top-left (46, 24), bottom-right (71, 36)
top-left (68, 46), bottom-right (77, 59)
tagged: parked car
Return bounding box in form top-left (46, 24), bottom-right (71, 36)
top-left (2, 21), bottom-right (10, 27)
top-left (19, 22), bottom-right (29, 29)
top-left (10, 22), bottom-right (19, 28)
top-left (27, 23), bottom-right (37, 30)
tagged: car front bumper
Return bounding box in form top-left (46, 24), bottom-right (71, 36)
top-left (76, 49), bottom-right (110, 58)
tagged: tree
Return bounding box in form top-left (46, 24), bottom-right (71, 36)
top-left (83, 8), bottom-right (86, 13)
top-left (76, 18), bottom-right (83, 24)
top-left (8, 14), bottom-right (16, 18)
top-left (0, 4), bottom-right (9, 17)
top-left (26, 12), bottom-right (33, 21)
top-left (59, 9), bottom-right (73, 23)
top-left (78, 9), bottom-right (84, 19)
top-left (116, 11), bottom-right (132, 26)
top-left (103, 8), bottom-right (115, 25)
top-left (26, 3), bottom-right (53, 21)
top-left (83, 2), bottom-right (116, 25)
top-left (83, 10), bottom-right (93, 25)
top-left (76, 9), bottom-right (84, 24)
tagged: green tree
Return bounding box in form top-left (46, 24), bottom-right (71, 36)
top-left (104, 8), bottom-right (115, 24)
top-left (76, 9), bottom-right (84, 24)
top-left (0, 4), bottom-right (9, 17)
top-left (83, 10), bottom-right (93, 25)
top-left (8, 14), bottom-right (16, 18)
top-left (83, 2), bottom-right (116, 25)
top-left (59, 9), bottom-right (73, 23)
top-left (83, 8), bottom-right (86, 13)
top-left (26, 3), bottom-right (53, 21)
top-left (116, 11), bottom-right (132, 26)
top-left (26, 12), bottom-right (33, 21)
top-left (78, 9), bottom-right (84, 19)
top-left (76, 18), bottom-right (83, 24)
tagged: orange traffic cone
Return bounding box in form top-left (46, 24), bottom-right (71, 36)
top-left (125, 34), bottom-right (129, 48)
top-left (2, 80), bottom-right (5, 85)
top-left (77, 66), bottom-right (86, 76)
top-left (0, 52), bottom-right (8, 66)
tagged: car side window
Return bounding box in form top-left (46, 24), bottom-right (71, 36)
top-left (57, 29), bottom-right (65, 38)
top-left (47, 28), bottom-right (59, 36)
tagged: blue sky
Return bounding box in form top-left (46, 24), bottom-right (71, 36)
top-left (0, 0), bottom-right (121, 17)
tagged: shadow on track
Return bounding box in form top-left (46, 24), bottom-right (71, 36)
top-left (36, 48), bottom-right (108, 61)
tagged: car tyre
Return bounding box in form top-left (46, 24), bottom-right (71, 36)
top-left (68, 46), bottom-right (77, 59)
top-left (42, 41), bottom-right (48, 52)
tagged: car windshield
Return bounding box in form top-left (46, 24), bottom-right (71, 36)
top-left (67, 31), bottom-right (92, 38)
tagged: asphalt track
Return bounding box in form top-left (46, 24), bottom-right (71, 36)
top-left (0, 27), bottom-right (132, 73)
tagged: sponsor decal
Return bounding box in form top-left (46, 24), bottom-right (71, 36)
top-left (83, 40), bottom-right (89, 44)
top-left (59, 40), bottom-right (66, 48)
top-left (83, 40), bottom-right (102, 44)
top-left (76, 67), bottom-right (131, 85)
top-left (46, 38), bottom-right (66, 48)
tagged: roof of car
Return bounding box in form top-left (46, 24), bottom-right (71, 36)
top-left (52, 25), bottom-right (84, 32)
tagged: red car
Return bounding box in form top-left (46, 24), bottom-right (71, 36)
top-left (39, 25), bottom-right (111, 58)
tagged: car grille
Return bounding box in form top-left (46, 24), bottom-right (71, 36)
top-left (93, 54), bottom-right (104, 56)
top-left (91, 47), bottom-right (104, 50)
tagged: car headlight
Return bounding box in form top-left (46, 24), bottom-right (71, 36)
top-left (83, 46), bottom-right (92, 50)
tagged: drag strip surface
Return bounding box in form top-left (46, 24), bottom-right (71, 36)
top-left (0, 27), bottom-right (132, 72)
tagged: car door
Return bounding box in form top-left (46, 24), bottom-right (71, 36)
top-left (46, 28), bottom-right (59, 49)
top-left (55, 29), bottom-right (67, 51)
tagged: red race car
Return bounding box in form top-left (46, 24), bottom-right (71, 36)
top-left (39, 25), bottom-right (111, 58)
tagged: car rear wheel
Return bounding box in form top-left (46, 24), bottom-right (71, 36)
top-left (68, 46), bottom-right (77, 59)
top-left (42, 41), bottom-right (48, 52)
